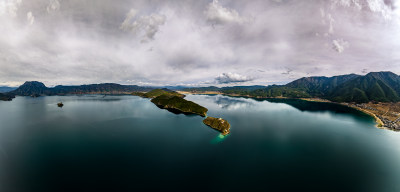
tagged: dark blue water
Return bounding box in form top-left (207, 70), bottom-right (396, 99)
top-left (1, 95), bottom-right (400, 192)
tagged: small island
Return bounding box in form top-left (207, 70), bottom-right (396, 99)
top-left (203, 117), bottom-right (231, 135)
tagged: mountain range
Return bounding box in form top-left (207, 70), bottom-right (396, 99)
top-left (184, 72), bottom-right (400, 103)
top-left (2, 72), bottom-right (400, 103)
top-left (0, 86), bottom-right (17, 93)
top-left (9, 81), bottom-right (152, 97)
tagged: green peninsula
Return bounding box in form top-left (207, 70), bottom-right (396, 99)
top-left (151, 94), bottom-right (208, 117)
top-left (203, 117), bottom-right (231, 135)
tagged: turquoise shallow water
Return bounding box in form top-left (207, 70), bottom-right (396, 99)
top-left (1, 95), bottom-right (400, 192)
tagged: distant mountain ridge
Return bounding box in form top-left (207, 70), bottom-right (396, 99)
top-left (0, 86), bottom-right (17, 93)
top-left (4, 71), bottom-right (400, 103)
top-left (10, 81), bottom-right (152, 97)
top-left (184, 71), bottom-right (400, 103)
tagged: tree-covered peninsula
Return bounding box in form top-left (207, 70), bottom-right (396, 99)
top-left (151, 94), bottom-right (208, 117)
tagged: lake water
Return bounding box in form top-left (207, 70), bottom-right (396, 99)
top-left (1, 95), bottom-right (400, 192)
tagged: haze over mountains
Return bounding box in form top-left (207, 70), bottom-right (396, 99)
top-left (2, 71), bottom-right (400, 103)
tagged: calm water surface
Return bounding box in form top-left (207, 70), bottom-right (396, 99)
top-left (1, 95), bottom-right (400, 192)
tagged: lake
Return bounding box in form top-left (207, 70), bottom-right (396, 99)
top-left (1, 95), bottom-right (400, 192)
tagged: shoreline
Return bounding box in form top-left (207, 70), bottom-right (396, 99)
top-left (298, 98), bottom-right (385, 128)
top-left (346, 104), bottom-right (385, 128)
top-left (182, 92), bottom-right (393, 131)
top-left (8, 92), bottom-right (397, 131)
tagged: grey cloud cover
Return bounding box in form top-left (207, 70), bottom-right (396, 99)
top-left (215, 72), bottom-right (253, 84)
top-left (0, 0), bottom-right (400, 87)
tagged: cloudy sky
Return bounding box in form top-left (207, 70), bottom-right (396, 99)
top-left (1, 0), bottom-right (400, 87)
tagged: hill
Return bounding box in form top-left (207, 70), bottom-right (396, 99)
top-left (11, 81), bottom-right (49, 96)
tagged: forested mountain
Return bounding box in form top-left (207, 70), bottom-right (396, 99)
top-left (285, 74), bottom-right (360, 97)
top-left (329, 72), bottom-right (400, 102)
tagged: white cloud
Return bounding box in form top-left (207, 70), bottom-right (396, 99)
top-left (204, 0), bottom-right (246, 25)
top-left (47, 0), bottom-right (60, 13)
top-left (332, 39), bottom-right (349, 53)
top-left (331, 0), bottom-right (393, 19)
top-left (215, 72), bottom-right (253, 84)
top-left (1, 0), bottom-right (400, 87)
top-left (120, 9), bottom-right (166, 43)
top-left (0, 0), bottom-right (22, 17)
top-left (327, 14), bottom-right (335, 34)
top-left (366, 0), bottom-right (392, 20)
top-left (26, 11), bottom-right (34, 25)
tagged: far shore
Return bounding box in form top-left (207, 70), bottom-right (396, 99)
top-left (177, 91), bottom-right (221, 95)
top-left (180, 91), bottom-right (395, 131)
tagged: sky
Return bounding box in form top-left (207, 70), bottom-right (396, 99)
top-left (1, 0), bottom-right (400, 87)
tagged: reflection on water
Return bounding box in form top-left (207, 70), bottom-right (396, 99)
top-left (202, 95), bottom-right (254, 110)
top-left (266, 98), bottom-right (363, 114)
top-left (0, 95), bottom-right (400, 192)
top-left (211, 133), bottom-right (228, 144)
top-left (70, 94), bottom-right (129, 102)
